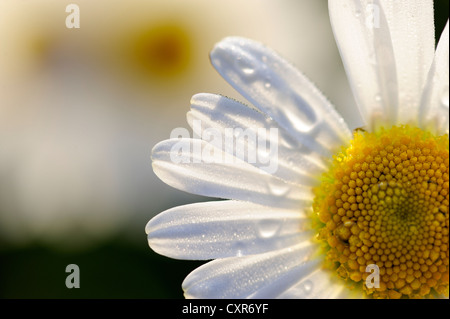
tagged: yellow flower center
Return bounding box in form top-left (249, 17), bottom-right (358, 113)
top-left (313, 125), bottom-right (449, 299)
top-left (129, 22), bottom-right (193, 80)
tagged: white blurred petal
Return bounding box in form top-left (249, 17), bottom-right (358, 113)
top-left (151, 138), bottom-right (313, 209)
top-left (210, 37), bottom-right (352, 158)
top-left (329, 0), bottom-right (435, 129)
top-left (182, 242), bottom-right (318, 299)
top-left (146, 200), bottom-right (312, 260)
top-left (420, 20), bottom-right (449, 134)
top-left (188, 93), bottom-right (327, 186)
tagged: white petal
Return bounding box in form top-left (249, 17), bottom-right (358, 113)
top-left (329, 0), bottom-right (435, 129)
top-left (277, 268), bottom-right (350, 299)
top-left (146, 200), bottom-right (311, 260)
top-left (188, 93), bottom-right (327, 186)
top-left (182, 242), bottom-right (317, 299)
top-left (151, 138), bottom-right (313, 209)
top-left (329, 0), bottom-right (397, 129)
top-left (247, 260), bottom-right (320, 299)
top-left (419, 20), bottom-right (449, 135)
top-left (380, 0), bottom-right (435, 125)
top-left (210, 37), bottom-right (352, 158)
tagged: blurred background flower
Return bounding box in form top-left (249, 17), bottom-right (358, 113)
top-left (0, 0), bottom-right (447, 298)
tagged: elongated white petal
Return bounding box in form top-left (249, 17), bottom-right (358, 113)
top-left (248, 260), bottom-right (320, 299)
top-left (146, 200), bottom-right (312, 260)
top-left (329, 0), bottom-right (397, 129)
top-left (329, 0), bottom-right (435, 129)
top-left (380, 0), bottom-right (435, 125)
top-left (151, 138), bottom-right (313, 209)
top-left (210, 37), bottom-right (352, 158)
top-left (419, 20), bottom-right (449, 134)
top-left (188, 93), bottom-right (327, 186)
top-left (182, 242), bottom-right (317, 299)
top-left (277, 268), bottom-right (357, 299)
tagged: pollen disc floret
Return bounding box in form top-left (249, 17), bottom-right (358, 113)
top-left (313, 125), bottom-right (449, 299)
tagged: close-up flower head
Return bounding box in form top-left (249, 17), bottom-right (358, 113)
top-left (1, 0), bottom-right (346, 299)
top-left (147, 0), bottom-right (449, 299)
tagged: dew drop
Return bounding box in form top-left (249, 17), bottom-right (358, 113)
top-left (299, 280), bottom-right (313, 295)
top-left (266, 179), bottom-right (291, 197)
top-left (236, 57), bottom-right (256, 76)
top-left (257, 219), bottom-right (282, 239)
top-left (264, 81), bottom-right (271, 89)
top-left (242, 67), bottom-right (255, 75)
top-left (283, 106), bottom-right (317, 133)
top-left (375, 94), bottom-right (382, 102)
top-left (355, 9), bottom-right (361, 18)
top-left (234, 240), bottom-right (245, 257)
top-left (278, 135), bottom-right (299, 151)
top-left (257, 148), bottom-right (271, 163)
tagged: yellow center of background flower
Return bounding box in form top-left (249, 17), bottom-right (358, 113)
top-left (129, 22), bottom-right (193, 80)
top-left (313, 125), bottom-right (449, 299)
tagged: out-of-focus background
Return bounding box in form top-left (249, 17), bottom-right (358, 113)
top-left (0, 0), bottom-right (448, 298)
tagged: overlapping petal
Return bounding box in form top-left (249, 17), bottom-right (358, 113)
top-left (210, 37), bottom-right (352, 158)
top-left (146, 200), bottom-right (311, 260)
top-left (329, 0), bottom-right (435, 129)
top-left (188, 93), bottom-right (327, 186)
top-left (277, 268), bottom-right (354, 299)
top-left (380, 0), bottom-right (435, 124)
top-left (420, 20), bottom-right (449, 135)
top-left (151, 138), bottom-right (313, 209)
top-left (182, 242), bottom-right (318, 298)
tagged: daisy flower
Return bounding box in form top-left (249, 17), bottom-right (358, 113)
top-left (146, 0), bottom-right (449, 299)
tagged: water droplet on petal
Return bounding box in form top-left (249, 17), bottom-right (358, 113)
top-left (236, 57), bottom-right (256, 76)
top-left (233, 239), bottom-right (245, 257)
top-left (257, 219), bottom-right (282, 238)
top-left (257, 148), bottom-right (271, 163)
top-left (299, 280), bottom-right (313, 295)
top-left (266, 179), bottom-right (291, 197)
top-left (242, 67), bottom-right (255, 75)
